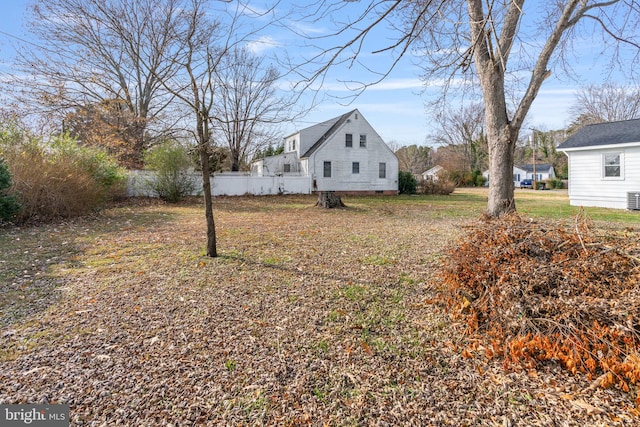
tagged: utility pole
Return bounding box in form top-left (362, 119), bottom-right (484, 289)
top-left (530, 132), bottom-right (537, 191)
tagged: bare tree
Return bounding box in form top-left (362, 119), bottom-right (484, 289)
top-left (152, 0), bottom-right (225, 257)
top-left (432, 145), bottom-right (477, 185)
top-left (430, 103), bottom-right (487, 174)
top-left (9, 0), bottom-right (185, 166)
top-left (568, 82), bottom-right (640, 129)
top-left (212, 47), bottom-right (293, 171)
top-left (395, 145), bottom-right (433, 175)
top-left (291, 1), bottom-right (640, 217)
top-left (150, 0), bottom-right (280, 256)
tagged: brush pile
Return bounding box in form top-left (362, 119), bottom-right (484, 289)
top-left (439, 212), bottom-right (640, 401)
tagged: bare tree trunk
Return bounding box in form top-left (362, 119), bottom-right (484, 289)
top-left (231, 156), bottom-right (240, 172)
top-left (199, 146), bottom-right (217, 257)
top-left (482, 70), bottom-right (518, 216)
top-left (198, 118), bottom-right (217, 257)
top-left (477, 73), bottom-right (518, 216)
top-left (486, 125), bottom-right (517, 217)
top-left (468, 0), bottom-right (519, 217)
top-left (130, 118), bottom-right (148, 169)
top-left (315, 191), bottom-right (346, 208)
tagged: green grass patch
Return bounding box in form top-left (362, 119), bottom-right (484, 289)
top-left (225, 359), bottom-right (237, 372)
top-left (311, 339), bottom-right (330, 355)
top-left (361, 255), bottom-right (394, 266)
top-left (339, 284), bottom-right (367, 302)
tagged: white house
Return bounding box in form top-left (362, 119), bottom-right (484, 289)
top-left (557, 118), bottom-right (640, 210)
top-left (421, 165), bottom-right (444, 181)
top-left (483, 164), bottom-right (556, 187)
top-left (513, 164), bottom-right (556, 186)
top-left (252, 109), bottom-right (399, 195)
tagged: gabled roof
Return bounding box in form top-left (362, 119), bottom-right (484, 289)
top-left (300, 109), bottom-right (356, 158)
top-left (557, 118), bottom-right (640, 150)
top-left (516, 163), bottom-right (554, 173)
top-left (422, 165), bottom-right (443, 176)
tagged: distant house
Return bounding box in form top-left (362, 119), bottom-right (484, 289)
top-left (483, 164), bottom-right (556, 187)
top-left (557, 118), bottom-right (640, 210)
top-left (513, 164), bottom-right (556, 187)
top-left (421, 165), bottom-right (444, 181)
top-left (252, 109), bottom-right (399, 195)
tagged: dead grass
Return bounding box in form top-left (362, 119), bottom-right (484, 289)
top-left (0, 194), bottom-right (639, 425)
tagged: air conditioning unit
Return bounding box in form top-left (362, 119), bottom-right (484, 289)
top-left (628, 192), bottom-right (640, 210)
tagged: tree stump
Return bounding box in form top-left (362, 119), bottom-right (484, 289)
top-left (315, 191), bottom-right (346, 208)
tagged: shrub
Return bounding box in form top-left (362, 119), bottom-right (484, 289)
top-left (0, 158), bottom-right (20, 223)
top-left (548, 178), bottom-right (564, 189)
top-left (1, 132), bottom-right (126, 223)
top-left (144, 141), bottom-right (196, 203)
top-left (447, 170), bottom-right (469, 187)
top-left (418, 171), bottom-right (456, 195)
top-left (5, 143), bottom-right (100, 221)
top-left (474, 174), bottom-right (486, 187)
top-left (50, 134), bottom-right (127, 199)
top-left (419, 180), bottom-right (456, 195)
top-left (398, 171), bottom-right (417, 194)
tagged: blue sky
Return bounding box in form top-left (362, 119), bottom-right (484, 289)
top-left (0, 0), bottom-right (636, 147)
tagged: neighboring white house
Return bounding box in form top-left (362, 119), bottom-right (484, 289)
top-left (421, 165), bottom-right (444, 181)
top-left (252, 109), bottom-right (399, 194)
top-left (483, 164), bottom-right (556, 187)
top-left (557, 118), bottom-right (640, 210)
top-left (513, 164), bottom-right (556, 186)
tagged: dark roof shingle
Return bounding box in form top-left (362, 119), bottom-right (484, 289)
top-left (300, 110), bottom-right (356, 158)
top-left (557, 118), bottom-right (640, 150)
top-left (516, 163), bottom-right (554, 173)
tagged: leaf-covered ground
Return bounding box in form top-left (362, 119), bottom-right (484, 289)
top-left (1, 194), bottom-right (639, 425)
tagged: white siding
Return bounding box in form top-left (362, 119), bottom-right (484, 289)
top-left (566, 145), bottom-right (640, 209)
top-left (486, 166), bottom-right (554, 187)
top-left (309, 112), bottom-right (398, 193)
top-left (253, 152), bottom-right (300, 176)
top-left (513, 167), bottom-right (526, 187)
top-left (251, 110), bottom-right (399, 194)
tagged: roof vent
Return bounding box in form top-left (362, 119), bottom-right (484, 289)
top-left (628, 192), bottom-right (640, 210)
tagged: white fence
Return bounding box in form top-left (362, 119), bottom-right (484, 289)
top-left (127, 170), bottom-right (312, 197)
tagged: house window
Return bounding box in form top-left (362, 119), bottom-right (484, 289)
top-left (352, 162), bottom-right (359, 174)
top-left (360, 134), bottom-right (367, 148)
top-left (284, 163), bottom-right (291, 173)
top-left (379, 162), bottom-right (386, 178)
top-left (345, 134), bottom-right (353, 148)
top-left (513, 174), bottom-right (520, 182)
top-left (323, 161), bottom-right (332, 178)
top-left (292, 140), bottom-right (296, 151)
top-left (603, 152), bottom-right (622, 178)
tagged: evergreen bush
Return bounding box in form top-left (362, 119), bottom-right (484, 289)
top-left (0, 158), bottom-right (20, 223)
top-left (398, 171), bottom-right (417, 194)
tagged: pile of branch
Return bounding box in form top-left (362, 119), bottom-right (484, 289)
top-left (437, 212), bottom-right (640, 399)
